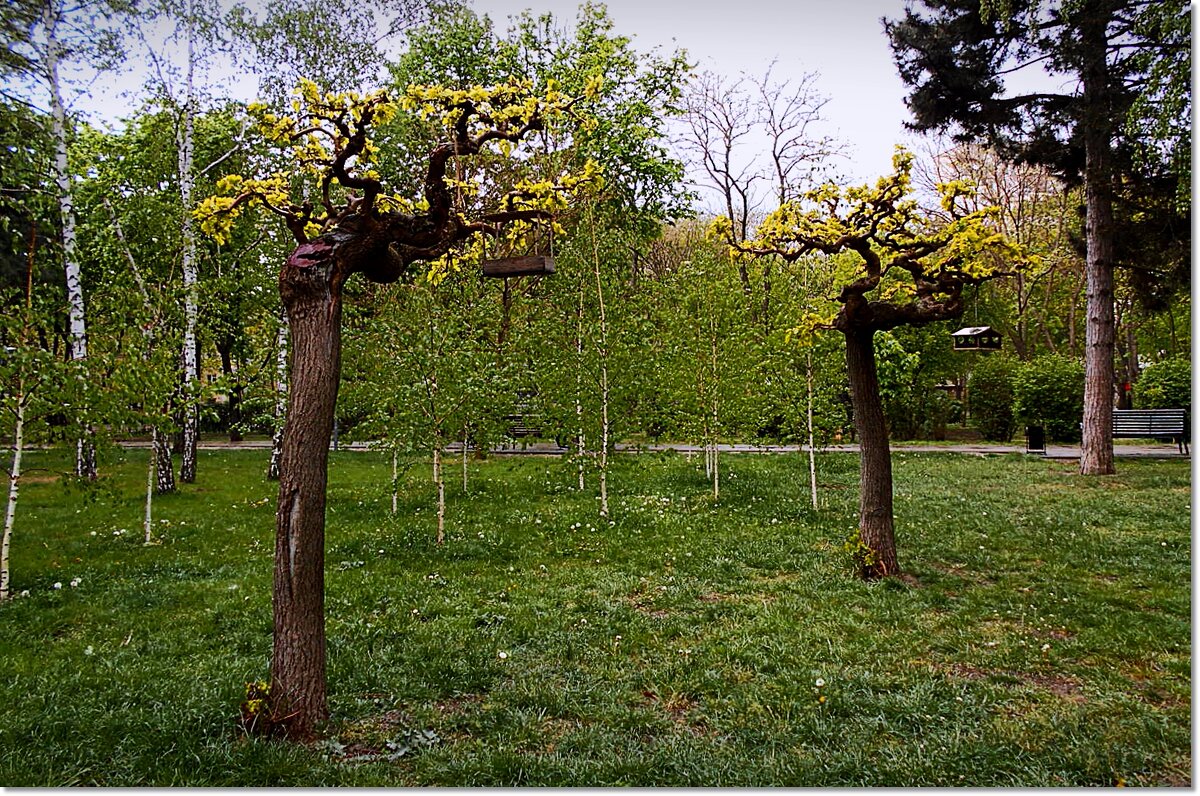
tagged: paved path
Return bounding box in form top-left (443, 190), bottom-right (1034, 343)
top-left (127, 439), bottom-right (1188, 460)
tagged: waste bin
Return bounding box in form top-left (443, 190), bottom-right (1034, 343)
top-left (1025, 425), bottom-right (1046, 454)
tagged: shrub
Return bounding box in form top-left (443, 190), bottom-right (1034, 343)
top-left (1134, 358), bottom-right (1191, 414)
top-left (969, 356), bottom-right (1017, 441)
top-left (1013, 355), bottom-right (1085, 442)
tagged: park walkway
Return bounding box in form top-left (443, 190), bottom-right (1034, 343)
top-left (155, 438), bottom-right (1188, 460)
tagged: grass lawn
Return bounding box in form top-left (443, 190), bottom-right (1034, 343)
top-left (0, 446), bottom-right (1189, 786)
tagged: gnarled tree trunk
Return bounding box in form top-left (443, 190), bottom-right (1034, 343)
top-left (269, 252), bottom-right (344, 740)
top-left (843, 327), bottom-right (898, 579)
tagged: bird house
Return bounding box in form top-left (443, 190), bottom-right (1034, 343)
top-left (481, 255), bottom-right (555, 278)
top-left (951, 326), bottom-right (1002, 351)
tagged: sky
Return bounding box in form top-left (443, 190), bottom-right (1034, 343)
top-left (65, 0), bottom-right (923, 207)
top-left (467, 0), bottom-right (920, 186)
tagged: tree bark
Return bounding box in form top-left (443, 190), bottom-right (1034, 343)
top-left (268, 311), bottom-right (289, 481)
top-left (1078, 6), bottom-right (1117, 475)
top-left (178, 0), bottom-right (200, 484)
top-left (44, 4), bottom-right (95, 480)
top-left (269, 256), bottom-right (343, 740)
top-left (844, 328), bottom-right (898, 578)
top-left (1, 388), bottom-right (24, 602)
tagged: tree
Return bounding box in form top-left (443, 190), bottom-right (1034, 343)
top-left (198, 78), bottom-right (596, 740)
top-left (5, 0), bottom-right (125, 479)
top-left (0, 215), bottom-right (71, 602)
top-left (724, 150), bottom-right (1025, 578)
top-left (886, 0), bottom-right (1191, 475)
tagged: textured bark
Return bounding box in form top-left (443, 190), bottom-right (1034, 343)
top-left (1078, 8), bottom-right (1116, 476)
top-left (269, 256), bottom-right (342, 740)
top-left (44, 5), bottom-right (94, 480)
top-left (154, 431), bottom-right (175, 494)
top-left (267, 312), bottom-right (289, 481)
top-left (844, 328), bottom-right (898, 579)
top-left (178, 5), bottom-right (199, 485)
top-left (1, 390), bottom-right (24, 602)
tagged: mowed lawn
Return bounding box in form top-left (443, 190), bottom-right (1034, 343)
top-left (0, 446), bottom-right (1189, 786)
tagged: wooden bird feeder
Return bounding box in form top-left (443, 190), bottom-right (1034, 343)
top-left (951, 325), bottom-right (1002, 352)
top-left (481, 255), bottom-right (555, 278)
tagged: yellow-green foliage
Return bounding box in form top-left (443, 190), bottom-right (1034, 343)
top-left (195, 78), bottom-right (601, 257)
top-left (721, 148), bottom-right (1033, 340)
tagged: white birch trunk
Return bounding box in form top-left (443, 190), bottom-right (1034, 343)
top-left (434, 444), bottom-right (445, 545)
top-left (591, 223), bottom-right (609, 518)
top-left (0, 390), bottom-right (24, 602)
top-left (710, 327), bottom-right (720, 500)
top-left (178, 0), bottom-right (200, 483)
top-left (44, 4), bottom-right (94, 479)
top-left (461, 423), bottom-right (468, 493)
top-left (267, 311), bottom-right (288, 480)
top-left (806, 350), bottom-right (818, 509)
top-left (391, 449), bottom-right (398, 515)
top-left (575, 279), bottom-right (586, 491)
top-left (144, 429), bottom-right (156, 544)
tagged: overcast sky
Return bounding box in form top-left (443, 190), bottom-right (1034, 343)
top-left (469, 0), bottom-right (920, 187)
top-left (68, 0), bottom-right (923, 206)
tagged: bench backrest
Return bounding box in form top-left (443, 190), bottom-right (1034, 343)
top-left (1112, 409), bottom-right (1188, 436)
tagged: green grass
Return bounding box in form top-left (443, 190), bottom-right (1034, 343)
top-left (0, 446), bottom-right (1189, 786)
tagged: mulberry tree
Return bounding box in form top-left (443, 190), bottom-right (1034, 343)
top-left (198, 77), bottom-right (597, 740)
top-left (723, 150), bottom-right (1027, 579)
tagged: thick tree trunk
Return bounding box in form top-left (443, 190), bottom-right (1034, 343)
top-left (269, 259), bottom-right (343, 740)
top-left (1078, 4), bottom-right (1116, 476)
top-left (844, 328), bottom-right (898, 579)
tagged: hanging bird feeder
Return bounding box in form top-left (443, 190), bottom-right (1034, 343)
top-left (481, 255), bottom-right (555, 278)
top-left (951, 325), bottom-right (1002, 351)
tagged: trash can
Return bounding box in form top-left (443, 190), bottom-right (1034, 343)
top-left (1025, 425), bottom-right (1046, 455)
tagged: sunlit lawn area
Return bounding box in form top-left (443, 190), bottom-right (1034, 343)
top-left (0, 447), bottom-right (1189, 786)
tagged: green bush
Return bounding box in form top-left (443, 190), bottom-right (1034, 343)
top-left (1134, 358), bottom-right (1191, 413)
top-left (1013, 355), bottom-right (1085, 442)
top-left (968, 356), bottom-right (1017, 441)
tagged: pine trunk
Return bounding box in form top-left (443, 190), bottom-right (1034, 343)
top-left (269, 261), bottom-right (342, 741)
top-left (844, 328), bottom-right (898, 578)
top-left (1078, 9), bottom-right (1116, 476)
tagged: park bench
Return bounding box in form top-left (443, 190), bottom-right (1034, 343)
top-left (503, 414), bottom-right (542, 439)
top-left (1112, 409), bottom-right (1189, 454)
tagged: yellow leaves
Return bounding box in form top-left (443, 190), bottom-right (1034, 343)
top-left (403, 79), bottom-right (579, 138)
top-left (195, 195), bottom-right (238, 246)
top-left (194, 173), bottom-right (292, 246)
top-left (583, 75), bottom-right (604, 100)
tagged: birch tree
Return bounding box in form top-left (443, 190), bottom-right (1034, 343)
top-left (4, 0), bottom-right (124, 479)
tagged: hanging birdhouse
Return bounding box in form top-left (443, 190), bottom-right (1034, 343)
top-left (951, 326), bottom-right (1002, 351)
top-left (481, 255), bottom-right (556, 278)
